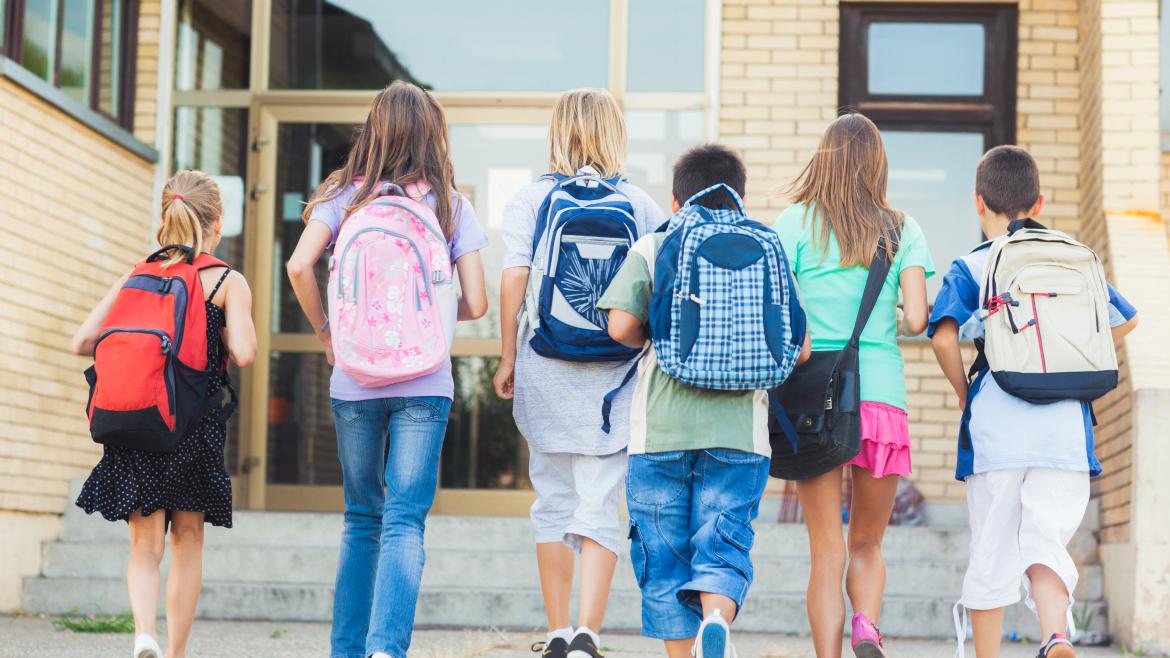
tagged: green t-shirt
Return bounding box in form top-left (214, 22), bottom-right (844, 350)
top-left (772, 203), bottom-right (935, 410)
top-left (596, 234), bottom-right (770, 456)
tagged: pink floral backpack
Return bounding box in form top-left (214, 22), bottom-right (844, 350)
top-left (327, 181), bottom-right (456, 387)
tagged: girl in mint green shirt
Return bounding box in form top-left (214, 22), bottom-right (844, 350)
top-left (773, 114), bottom-right (933, 658)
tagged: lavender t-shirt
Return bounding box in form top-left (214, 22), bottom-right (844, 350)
top-left (308, 185), bottom-right (488, 401)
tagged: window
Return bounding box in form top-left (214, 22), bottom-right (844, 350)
top-left (1, 0), bottom-right (138, 128)
top-left (840, 4), bottom-right (1017, 295)
top-left (176, 0), bottom-right (250, 91)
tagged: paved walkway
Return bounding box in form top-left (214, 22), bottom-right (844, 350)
top-left (0, 615), bottom-right (1126, 657)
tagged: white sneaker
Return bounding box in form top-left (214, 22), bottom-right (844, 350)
top-left (694, 610), bottom-right (736, 658)
top-left (133, 634), bottom-right (162, 658)
top-left (371, 654), bottom-right (391, 658)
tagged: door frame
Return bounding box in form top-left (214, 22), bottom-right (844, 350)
top-left (241, 94), bottom-right (547, 514)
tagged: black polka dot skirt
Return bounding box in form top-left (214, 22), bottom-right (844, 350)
top-left (76, 302), bottom-right (233, 528)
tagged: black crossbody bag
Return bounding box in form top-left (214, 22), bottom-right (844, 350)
top-left (768, 229), bottom-right (900, 481)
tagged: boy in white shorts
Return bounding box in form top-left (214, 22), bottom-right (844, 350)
top-left (929, 146), bottom-right (1138, 658)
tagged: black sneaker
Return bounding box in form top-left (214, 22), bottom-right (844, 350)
top-left (532, 637), bottom-right (570, 658)
top-left (566, 631), bottom-right (605, 658)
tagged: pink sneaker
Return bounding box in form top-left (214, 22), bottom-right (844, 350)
top-left (851, 613), bottom-right (888, 658)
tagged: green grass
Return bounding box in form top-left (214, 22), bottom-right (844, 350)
top-left (52, 612), bottom-right (136, 634)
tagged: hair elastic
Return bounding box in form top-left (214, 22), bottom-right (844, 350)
top-left (173, 194), bottom-right (186, 202)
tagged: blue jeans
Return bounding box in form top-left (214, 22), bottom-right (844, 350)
top-left (626, 449), bottom-right (770, 640)
top-left (329, 396), bottom-right (452, 658)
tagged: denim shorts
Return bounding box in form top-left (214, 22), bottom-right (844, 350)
top-left (626, 448), bottom-right (770, 640)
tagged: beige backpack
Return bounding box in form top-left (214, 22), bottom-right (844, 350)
top-left (978, 219), bottom-right (1117, 402)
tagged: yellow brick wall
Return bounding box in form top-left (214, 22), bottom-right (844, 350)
top-left (720, 0), bottom-right (1089, 502)
top-left (0, 82), bottom-right (155, 516)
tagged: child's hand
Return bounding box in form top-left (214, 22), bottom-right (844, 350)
top-left (318, 327), bottom-right (334, 366)
top-left (493, 358), bottom-right (515, 400)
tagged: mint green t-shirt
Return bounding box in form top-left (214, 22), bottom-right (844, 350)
top-left (773, 203), bottom-right (935, 410)
top-left (596, 234), bottom-right (771, 457)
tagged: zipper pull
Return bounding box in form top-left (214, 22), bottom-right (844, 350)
top-left (160, 336), bottom-right (173, 354)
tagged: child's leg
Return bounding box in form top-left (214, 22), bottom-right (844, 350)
top-left (126, 509), bottom-right (166, 638)
top-left (1019, 469), bottom-right (1089, 642)
top-left (165, 510), bottom-right (206, 658)
top-left (529, 450), bottom-right (578, 631)
top-left (570, 451), bottom-right (626, 633)
top-left (971, 608), bottom-right (1005, 658)
top-left (846, 466), bottom-right (900, 621)
top-left (699, 592), bottom-right (737, 620)
top-left (1027, 566), bottom-right (1070, 639)
top-left (795, 467), bottom-right (847, 658)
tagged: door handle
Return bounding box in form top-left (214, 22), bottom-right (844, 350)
top-left (250, 184), bottom-right (269, 201)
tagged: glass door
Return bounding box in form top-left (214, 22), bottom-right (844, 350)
top-left (243, 96), bottom-right (548, 514)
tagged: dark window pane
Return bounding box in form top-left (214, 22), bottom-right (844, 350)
top-left (272, 122), bottom-right (359, 334)
top-left (97, 0), bottom-right (122, 116)
top-left (59, 0), bottom-right (95, 105)
top-left (267, 352), bottom-right (339, 485)
top-left (867, 22), bottom-right (985, 96)
top-left (442, 357), bottom-right (531, 490)
top-left (176, 0), bottom-right (252, 90)
top-left (22, 0), bottom-right (57, 81)
top-left (269, 0), bottom-right (608, 91)
top-left (627, 0), bottom-right (705, 92)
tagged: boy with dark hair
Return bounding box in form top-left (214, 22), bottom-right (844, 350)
top-left (930, 145), bottom-right (1138, 658)
top-left (597, 144), bottom-right (808, 658)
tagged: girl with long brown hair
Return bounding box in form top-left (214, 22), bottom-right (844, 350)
top-left (287, 81), bottom-right (488, 658)
top-left (772, 113), bottom-right (934, 658)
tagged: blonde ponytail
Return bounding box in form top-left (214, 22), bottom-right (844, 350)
top-left (157, 170), bottom-right (223, 267)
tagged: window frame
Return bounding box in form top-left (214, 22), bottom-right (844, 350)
top-left (0, 0), bottom-right (139, 129)
top-left (839, 3), bottom-right (1017, 147)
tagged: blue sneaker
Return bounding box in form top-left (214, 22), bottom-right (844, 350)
top-left (695, 610), bottom-right (736, 658)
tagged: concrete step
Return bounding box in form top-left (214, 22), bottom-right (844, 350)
top-left (39, 541), bottom-right (1105, 601)
top-left (21, 576), bottom-right (1107, 639)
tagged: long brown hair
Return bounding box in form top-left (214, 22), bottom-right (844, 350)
top-left (302, 81), bottom-right (459, 238)
top-left (157, 170), bottom-right (222, 267)
top-left (783, 113), bottom-right (902, 267)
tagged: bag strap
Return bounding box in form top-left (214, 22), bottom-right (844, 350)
top-left (1007, 217), bottom-right (1046, 234)
top-left (847, 225), bottom-right (903, 346)
top-left (683, 183), bottom-right (745, 213)
top-left (207, 268), bottom-right (232, 300)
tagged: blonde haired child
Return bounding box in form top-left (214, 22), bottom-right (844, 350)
top-left (493, 88), bottom-right (664, 658)
top-left (73, 170), bottom-right (256, 658)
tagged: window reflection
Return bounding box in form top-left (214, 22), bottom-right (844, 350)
top-left (442, 357), bottom-right (531, 490)
top-left (628, 0), bottom-right (706, 92)
top-left (176, 0), bottom-right (252, 91)
top-left (626, 109), bottom-right (706, 211)
top-left (59, 0), bottom-right (94, 104)
top-left (867, 23), bottom-right (985, 97)
top-left (267, 352), bottom-right (340, 485)
top-left (883, 130), bottom-right (984, 297)
top-left (269, 0), bottom-right (609, 91)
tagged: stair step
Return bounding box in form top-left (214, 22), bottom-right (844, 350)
top-left (39, 541), bottom-right (1104, 601)
top-left (21, 576), bottom-right (1106, 639)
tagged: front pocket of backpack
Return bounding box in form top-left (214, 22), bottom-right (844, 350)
top-left (92, 329), bottom-right (174, 429)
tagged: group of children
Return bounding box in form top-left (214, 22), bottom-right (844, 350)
top-left (71, 82), bottom-right (1137, 658)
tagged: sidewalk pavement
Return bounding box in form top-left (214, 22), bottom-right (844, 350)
top-left (0, 615), bottom-right (1126, 657)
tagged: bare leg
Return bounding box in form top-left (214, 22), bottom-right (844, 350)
top-left (971, 608), bottom-right (1004, 658)
top-left (127, 510), bottom-right (165, 638)
top-left (165, 511), bottom-right (205, 658)
top-left (665, 639), bottom-right (694, 658)
top-left (845, 467), bottom-right (899, 622)
top-left (577, 538), bottom-right (617, 631)
top-left (1027, 564), bottom-right (1071, 639)
top-left (700, 592), bottom-right (738, 621)
top-left (797, 468), bottom-right (847, 658)
top-left (536, 541), bottom-right (575, 631)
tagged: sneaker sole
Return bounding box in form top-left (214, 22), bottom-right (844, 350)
top-left (853, 640), bottom-right (888, 658)
top-left (1046, 646), bottom-right (1076, 658)
top-left (136, 651), bottom-right (159, 658)
top-left (698, 623), bottom-right (728, 658)
top-left (567, 652), bottom-right (596, 658)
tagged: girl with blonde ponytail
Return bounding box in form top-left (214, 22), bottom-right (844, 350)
top-left (71, 170), bottom-right (257, 658)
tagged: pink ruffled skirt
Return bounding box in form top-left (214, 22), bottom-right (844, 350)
top-left (847, 401), bottom-right (912, 478)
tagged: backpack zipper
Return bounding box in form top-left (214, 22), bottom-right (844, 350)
top-left (123, 274), bottom-right (189, 358)
top-left (94, 328), bottom-right (176, 417)
top-left (1029, 294), bottom-right (1048, 373)
top-left (547, 208), bottom-right (637, 275)
top-left (338, 227), bottom-right (431, 309)
top-left (369, 200), bottom-right (447, 246)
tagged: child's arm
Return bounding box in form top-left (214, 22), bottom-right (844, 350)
top-left (71, 274), bottom-right (130, 356)
top-left (607, 309), bottom-right (645, 349)
top-left (1113, 315), bottom-right (1138, 343)
top-left (286, 220), bottom-right (334, 363)
top-left (931, 319), bottom-right (968, 410)
top-left (798, 331), bottom-right (811, 365)
top-left (493, 266), bottom-right (529, 400)
top-left (898, 266), bottom-right (929, 336)
top-left (221, 271), bottom-right (257, 368)
top-left (455, 251), bottom-right (488, 320)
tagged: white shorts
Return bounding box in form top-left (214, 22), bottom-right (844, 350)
top-left (961, 468), bottom-right (1089, 611)
top-left (529, 449), bottom-right (627, 556)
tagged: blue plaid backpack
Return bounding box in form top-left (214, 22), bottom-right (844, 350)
top-left (600, 183), bottom-right (805, 432)
top-left (650, 183), bottom-right (804, 389)
top-left (526, 168), bottom-right (642, 362)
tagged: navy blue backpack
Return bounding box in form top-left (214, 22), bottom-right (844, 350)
top-left (526, 168), bottom-right (642, 362)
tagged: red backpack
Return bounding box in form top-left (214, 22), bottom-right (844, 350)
top-left (85, 244), bottom-right (234, 452)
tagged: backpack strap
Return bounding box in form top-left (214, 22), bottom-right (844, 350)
top-left (847, 225), bottom-right (903, 346)
top-left (147, 244), bottom-right (196, 264)
top-left (1007, 217), bottom-right (1047, 234)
